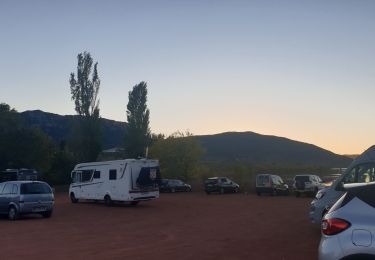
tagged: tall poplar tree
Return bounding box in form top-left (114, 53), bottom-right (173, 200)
top-left (124, 81), bottom-right (151, 158)
top-left (69, 51), bottom-right (101, 161)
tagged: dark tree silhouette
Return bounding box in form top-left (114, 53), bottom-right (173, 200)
top-left (124, 81), bottom-right (151, 158)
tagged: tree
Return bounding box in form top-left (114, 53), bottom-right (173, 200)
top-left (0, 103), bottom-right (56, 173)
top-left (69, 51), bottom-right (100, 117)
top-left (124, 81), bottom-right (151, 158)
top-left (69, 51), bottom-right (102, 162)
top-left (149, 131), bottom-right (205, 181)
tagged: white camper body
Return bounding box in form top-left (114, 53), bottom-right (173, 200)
top-left (69, 159), bottom-right (160, 205)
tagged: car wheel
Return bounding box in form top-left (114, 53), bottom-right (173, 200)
top-left (104, 195), bottom-right (113, 206)
top-left (70, 193), bottom-right (78, 203)
top-left (220, 187), bottom-right (225, 194)
top-left (8, 206), bottom-right (18, 221)
top-left (272, 189), bottom-right (277, 196)
top-left (285, 189), bottom-right (290, 196)
top-left (257, 192), bottom-right (261, 196)
top-left (171, 188), bottom-right (176, 193)
top-left (42, 210), bottom-right (52, 218)
top-left (295, 191), bottom-right (300, 198)
top-left (234, 187), bottom-right (239, 193)
top-left (206, 191), bottom-right (210, 195)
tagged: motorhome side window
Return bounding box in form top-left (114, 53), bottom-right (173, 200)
top-left (93, 171), bottom-right (100, 179)
top-left (109, 170), bottom-right (117, 180)
top-left (343, 164), bottom-right (375, 183)
top-left (82, 170), bottom-right (93, 182)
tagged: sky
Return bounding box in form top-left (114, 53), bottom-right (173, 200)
top-left (0, 0), bottom-right (374, 155)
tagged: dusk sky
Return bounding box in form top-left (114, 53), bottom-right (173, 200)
top-left (0, 0), bottom-right (374, 154)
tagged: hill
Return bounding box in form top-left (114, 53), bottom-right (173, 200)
top-left (19, 111), bottom-right (352, 167)
top-left (195, 132), bottom-right (352, 167)
top-left (20, 110), bottom-right (126, 149)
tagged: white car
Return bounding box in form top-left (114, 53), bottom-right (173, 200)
top-left (319, 182), bottom-right (375, 259)
top-left (293, 174), bottom-right (325, 197)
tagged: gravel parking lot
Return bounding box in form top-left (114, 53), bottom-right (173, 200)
top-left (0, 192), bottom-right (321, 260)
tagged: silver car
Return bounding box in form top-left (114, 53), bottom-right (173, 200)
top-left (0, 181), bottom-right (54, 220)
top-left (319, 182), bottom-right (375, 260)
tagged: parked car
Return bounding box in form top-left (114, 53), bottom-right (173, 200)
top-left (0, 181), bottom-right (54, 220)
top-left (310, 145), bottom-right (375, 224)
top-left (293, 174), bottom-right (324, 197)
top-left (319, 182), bottom-right (375, 260)
top-left (159, 179), bottom-right (192, 192)
top-left (255, 174), bottom-right (289, 196)
top-left (204, 177), bottom-right (239, 194)
top-left (0, 168), bottom-right (38, 182)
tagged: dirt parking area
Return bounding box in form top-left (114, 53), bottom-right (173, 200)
top-left (0, 192), bottom-right (321, 260)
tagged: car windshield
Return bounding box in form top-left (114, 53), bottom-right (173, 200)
top-left (257, 175), bottom-right (269, 185)
top-left (20, 183), bottom-right (52, 194)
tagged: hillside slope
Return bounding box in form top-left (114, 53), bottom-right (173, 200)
top-left (195, 132), bottom-right (352, 167)
top-left (20, 110), bottom-right (126, 149)
top-left (19, 111), bottom-right (351, 167)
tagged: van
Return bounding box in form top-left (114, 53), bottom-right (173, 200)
top-left (256, 174), bottom-right (289, 196)
top-left (69, 159), bottom-right (160, 206)
top-left (309, 145), bottom-right (375, 224)
top-left (0, 181), bottom-right (54, 220)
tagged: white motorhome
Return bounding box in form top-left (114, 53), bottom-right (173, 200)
top-left (69, 159), bottom-right (160, 206)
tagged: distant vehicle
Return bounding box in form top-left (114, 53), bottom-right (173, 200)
top-left (69, 159), bottom-right (160, 206)
top-left (310, 145), bottom-right (375, 224)
top-left (319, 182), bottom-right (375, 260)
top-left (255, 174), bottom-right (289, 196)
top-left (0, 181), bottom-right (54, 220)
top-left (0, 169), bottom-right (38, 182)
top-left (159, 179), bottom-right (192, 193)
top-left (293, 174), bottom-right (324, 197)
top-left (204, 177), bottom-right (239, 194)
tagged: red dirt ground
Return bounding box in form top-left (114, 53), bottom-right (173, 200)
top-left (0, 192), bottom-right (321, 260)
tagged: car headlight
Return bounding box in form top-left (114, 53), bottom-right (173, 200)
top-left (315, 190), bottom-right (325, 200)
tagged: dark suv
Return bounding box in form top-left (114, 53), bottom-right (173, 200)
top-left (255, 174), bottom-right (289, 196)
top-left (159, 179), bottom-right (192, 193)
top-left (204, 177), bottom-right (239, 194)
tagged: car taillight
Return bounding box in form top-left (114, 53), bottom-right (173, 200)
top-left (321, 218), bottom-right (351, 236)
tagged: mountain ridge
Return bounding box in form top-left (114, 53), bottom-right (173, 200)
top-left (19, 110), bottom-right (351, 167)
top-left (195, 131), bottom-right (351, 167)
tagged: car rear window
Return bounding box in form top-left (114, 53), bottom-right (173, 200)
top-left (20, 183), bottom-right (52, 194)
top-left (295, 176), bottom-right (310, 182)
top-left (333, 184), bottom-right (375, 212)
